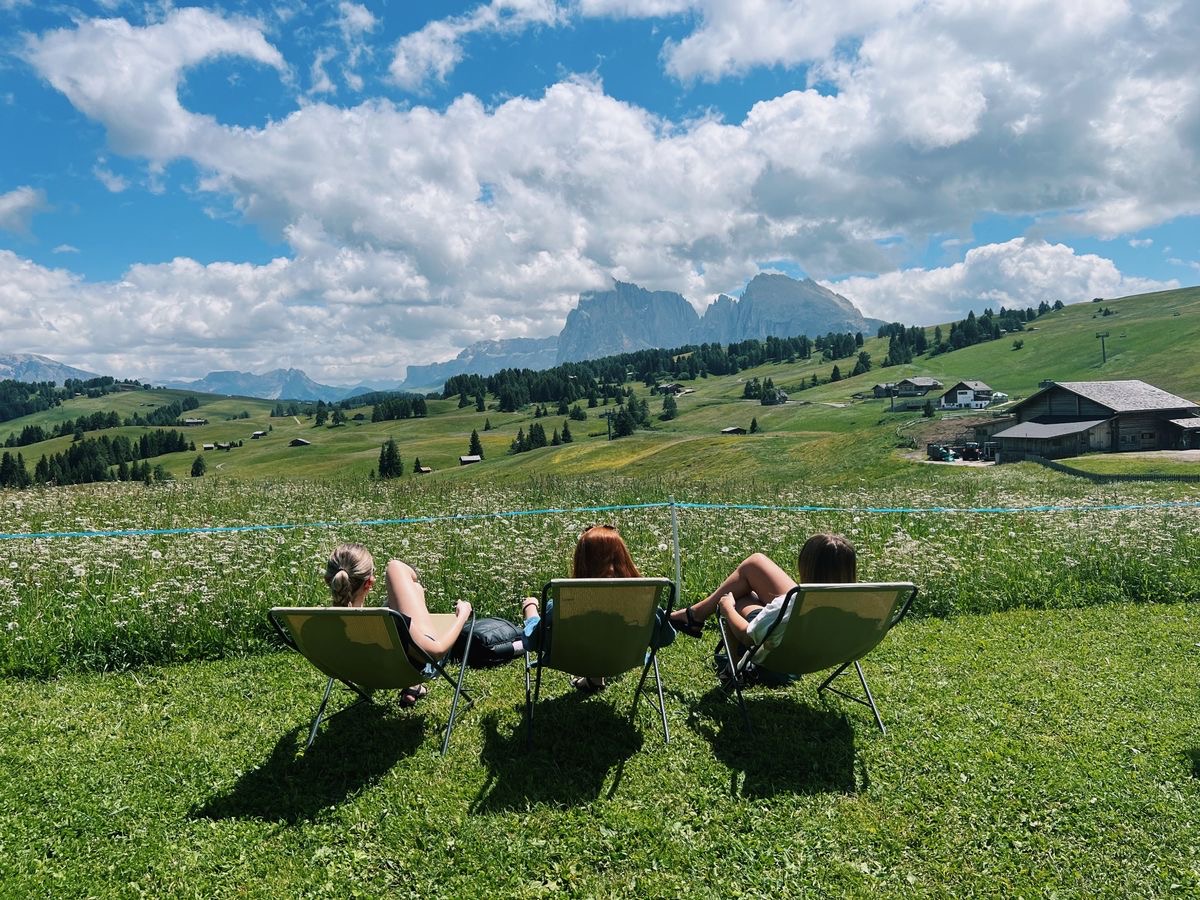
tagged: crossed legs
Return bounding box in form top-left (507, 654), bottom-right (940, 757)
top-left (669, 552), bottom-right (796, 636)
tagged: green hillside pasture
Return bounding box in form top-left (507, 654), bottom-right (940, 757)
top-left (0, 387), bottom-right (206, 442)
top-left (1, 601), bottom-right (1197, 896)
top-left (2, 474), bottom-right (1198, 678)
top-left (4, 284), bottom-right (1200, 489)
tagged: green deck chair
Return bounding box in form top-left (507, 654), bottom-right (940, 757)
top-left (716, 582), bottom-right (917, 734)
top-left (524, 577), bottom-right (675, 746)
top-left (269, 606), bottom-right (474, 755)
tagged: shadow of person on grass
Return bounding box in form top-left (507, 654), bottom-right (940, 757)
top-left (471, 691), bottom-right (645, 813)
top-left (688, 687), bottom-right (859, 798)
top-left (193, 699), bottom-right (425, 823)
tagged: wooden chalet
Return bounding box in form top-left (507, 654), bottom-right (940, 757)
top-left (459, 455), bottom-right (482, 466)
top-left (939, 380), bottom-right (993, 409)
top-left (720, 426), bottom-right (747, 435)
top-left (992, 380), bottom-right (1200, 460)
top-left (896, 377), bottom-right (942, 396)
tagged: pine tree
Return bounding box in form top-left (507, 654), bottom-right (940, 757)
top-left (551, 428), bottom-right (561, 446)
top-left (475, 393), bottom-right (486, 412)
top-left (483, 418), bottom-right (492, 431)
top-left (750, 417), bottom-right (759, 434)
top-left (561, 421), bottom-right (573, 443)
top-left (378, 438), bottom-right (402, 478)
top-left (831, 365), bottom-right (842, 382)
top-left (661, 393), bottom-right (678, 420)
top-left (469, 429), bottom-right (484, 458)
top-left (191, 455), bottom-right (207, 477)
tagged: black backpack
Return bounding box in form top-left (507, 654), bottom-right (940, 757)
top-left (449, 616), bottom-right (523, 668)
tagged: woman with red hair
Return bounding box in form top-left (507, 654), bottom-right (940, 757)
top-left (520, 524), bottom-right (655, 692)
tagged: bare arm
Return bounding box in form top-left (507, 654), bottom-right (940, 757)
top-left (414, 600), bottom-right (473, 658)
top-left (718, 593), bottom-right (754, 648)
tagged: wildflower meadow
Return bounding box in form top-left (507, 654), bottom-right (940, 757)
top-left (2, 470), bottom-right (1197, 678)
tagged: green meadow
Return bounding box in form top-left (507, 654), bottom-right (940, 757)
top-left (1, 285), bottom-right (1199, 896)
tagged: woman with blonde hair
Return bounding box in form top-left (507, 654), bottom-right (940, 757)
top-left (325, 542), bottom-right (472, 706)
top-left (519, 524), bottom-right (654, 692)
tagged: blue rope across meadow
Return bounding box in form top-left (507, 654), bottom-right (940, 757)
top-left (0, 498), bottom-right (1196, 542)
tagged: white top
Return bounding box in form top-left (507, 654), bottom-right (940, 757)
top-left (745, 592), bottom-right (797, 663)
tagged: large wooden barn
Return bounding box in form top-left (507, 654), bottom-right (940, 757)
top-left (991, 380), bottom-right (1200, 460)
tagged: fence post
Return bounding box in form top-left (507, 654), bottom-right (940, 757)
top-left (670, 496), bottom-right (682, 603)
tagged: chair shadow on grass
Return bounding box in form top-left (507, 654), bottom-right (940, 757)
top-left (471, 691), bottom-right (645, 813)
top-left (194, 699), bottom-right (425, 824)
top-left (687, 687), bottom-right (859, 799)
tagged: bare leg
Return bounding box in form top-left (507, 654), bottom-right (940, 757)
top-left (670, 553), bottom-right (795, 628)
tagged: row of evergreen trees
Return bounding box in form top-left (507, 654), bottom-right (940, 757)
top-left (876, 301), bottom-right (1062, 365)
top-left (0, 430), bottom-right (193, 489)
top-left (441, 330), bottom-right (868, 414)
top-left (3, 396), bottom-right (203, 447)
top-left (0, 376), bottom-right (145, 426)
top-left (509, 421), bottom-right (575, 454)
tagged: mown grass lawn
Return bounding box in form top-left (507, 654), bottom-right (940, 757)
top-left (2, 601), bottom-right (1197, 898)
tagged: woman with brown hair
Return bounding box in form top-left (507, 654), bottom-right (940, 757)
top-left (519, 524), bottom-right (651, 693)
top-left (668, 533), bottom-right (857, 657)
top-left (325, 542), bottom-right (473, 707)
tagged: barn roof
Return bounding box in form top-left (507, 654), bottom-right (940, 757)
top-left (992, 418), bottom-right (1109, 440)
top-left (1048, 380), bottom-right (1197, 413)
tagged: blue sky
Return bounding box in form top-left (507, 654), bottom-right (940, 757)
top-left (0, 0), bottom-right (1197, 384)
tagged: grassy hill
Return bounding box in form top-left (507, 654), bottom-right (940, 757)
top-left (3, 284), bottom-right (1198, 486)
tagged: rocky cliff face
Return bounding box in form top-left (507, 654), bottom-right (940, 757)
top-left (556, 282), bottom-right (699, 363)
top-left (402, 336), bottom-right (559, 389)
top-left (394, 274), bottom-right (872, 388)
top-left (697, 274), bottom-right (868, 342)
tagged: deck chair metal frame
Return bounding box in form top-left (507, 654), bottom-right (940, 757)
top-left (269, 606), bottom-right (475, 755)
top-left (716, 582), bottom-right (917, 734)
top-left (524, 577), bottom-right (675, 747)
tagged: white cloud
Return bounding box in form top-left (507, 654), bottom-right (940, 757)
top-left (22, 8), bottom-right (286, 161)
top-left (388, 1), bottom-right (566, 91)
top-left (827, 239), bottom-right (1179, 324)
top-left (338, 2), bottom-right (376, 38)
top-left (93, 164), bottom-right (128, 193)
top-left (52, 244), bottom-right (79, 253)
top-left (309, 47), bottom-right (337, 95)
top-left (16, 5), bottom-right (1200, 380)
top-left (1129, 238), bottom-right (1153, 248)
top-left (0, 185), bottom-right (47, 234)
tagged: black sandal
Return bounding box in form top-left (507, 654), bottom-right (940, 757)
top-left (570, 676), bottom-right (606, 694)
top-left (673, 605), bottom-right (704, 639)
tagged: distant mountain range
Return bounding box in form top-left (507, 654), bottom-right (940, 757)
top-left (405, 273), bottom-right (882, 388)
top-left (0, 353), bottom-right (97, 384)
top-left (2, 274), bottom-right (881, 401)
top-left (157, 368), bottom-right (393, 403)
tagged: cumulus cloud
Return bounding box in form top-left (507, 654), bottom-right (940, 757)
top-left (827, 239), bottom-right (1179, 324)
top-left (15, 4), bottom-right (1200, 380)
top-left (22, 8), bottom-right (286, 161)
top-left (0, 185), bottom-right (47, 234)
